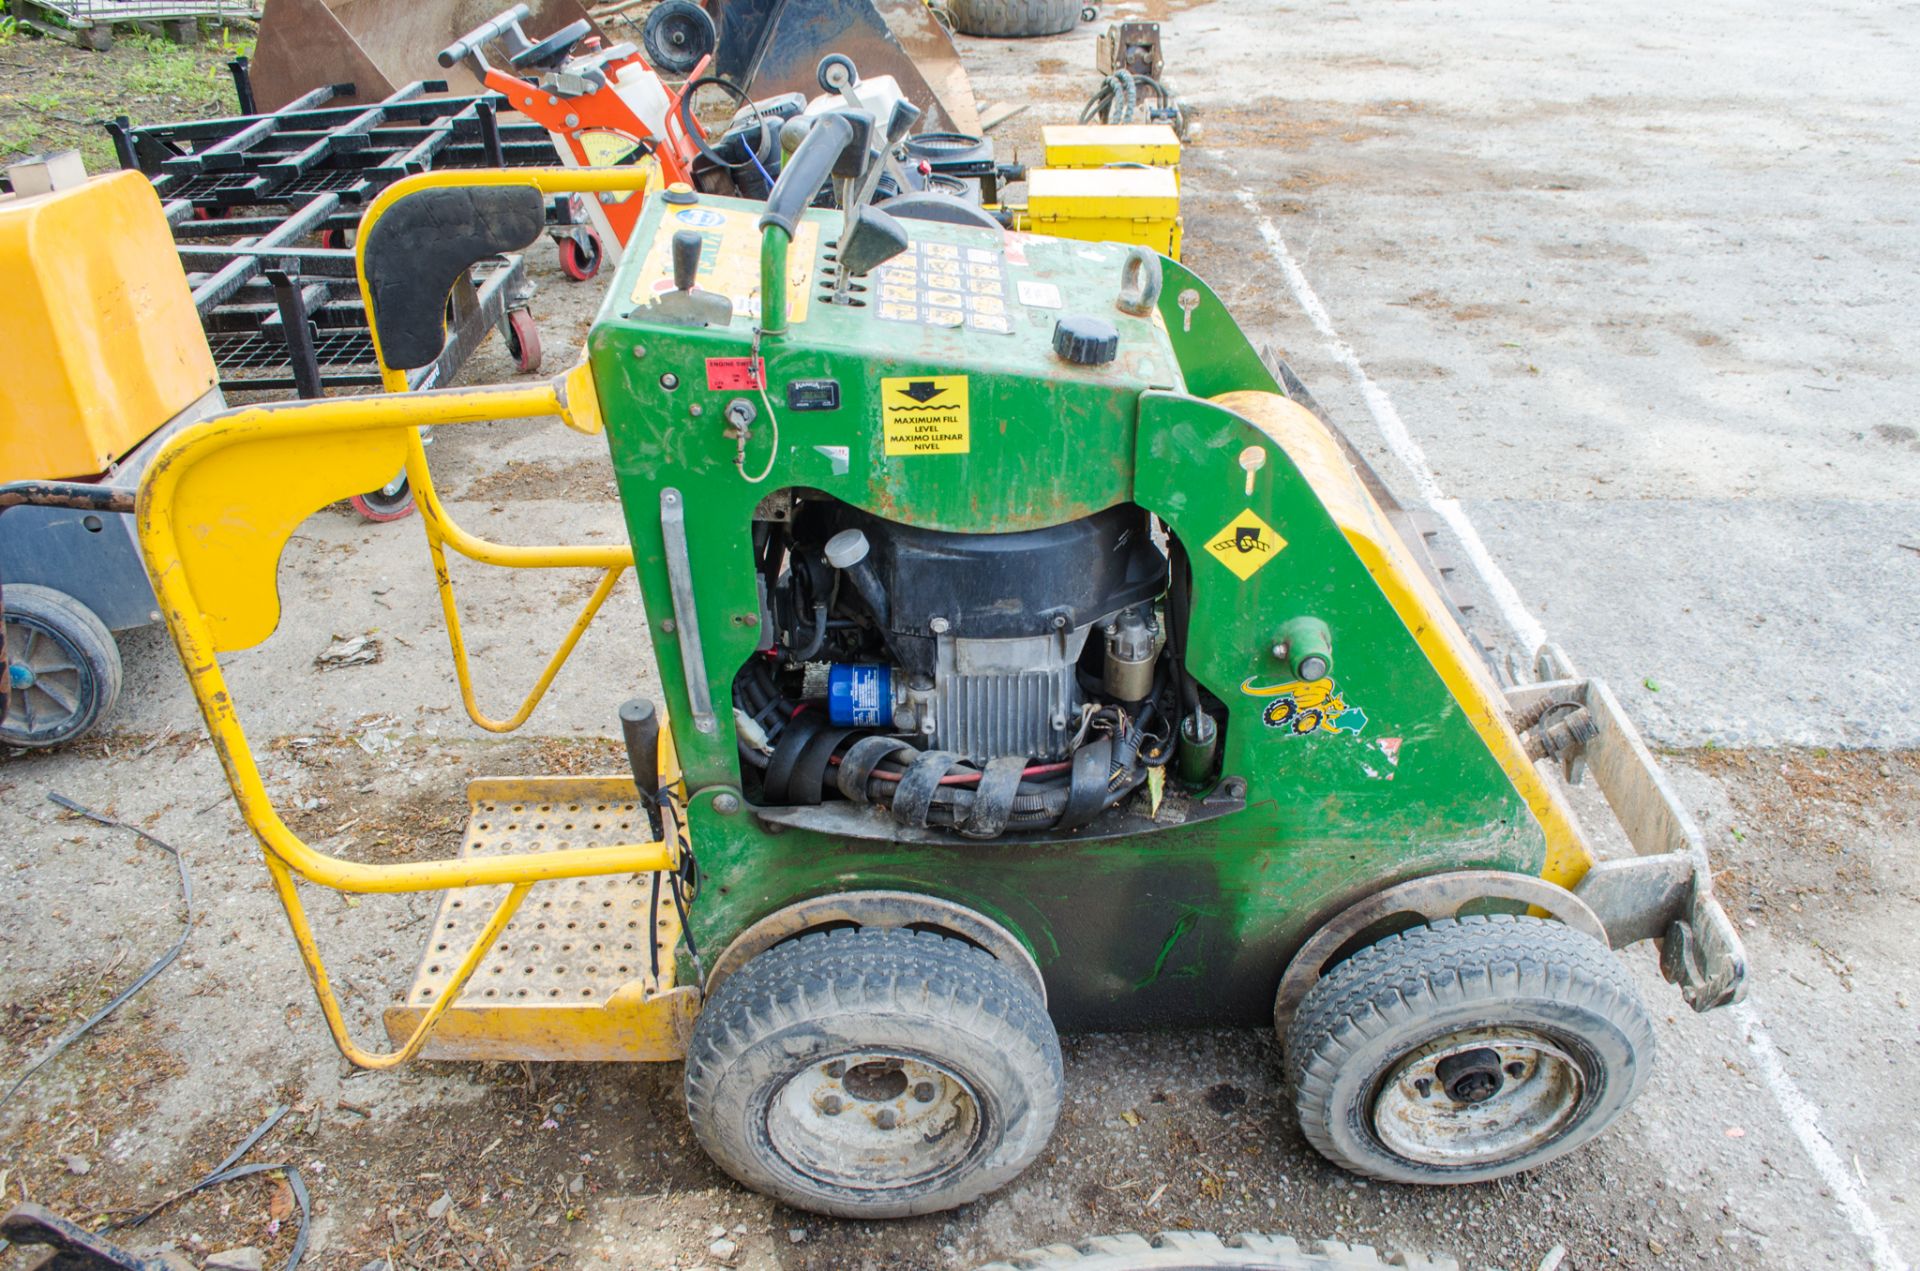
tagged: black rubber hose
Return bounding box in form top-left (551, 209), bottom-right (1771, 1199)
top-left (1167, 540), bottom-right (1202, 721)
top-left (675, 74), bottom-right (766, 171)
top-left (788, 603), bottom-right (829, 661)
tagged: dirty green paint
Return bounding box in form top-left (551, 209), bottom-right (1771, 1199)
top-left (1135, 910), bottom-right (1201, 989)
top-left (588, 193), bottom-right (1546, 1029)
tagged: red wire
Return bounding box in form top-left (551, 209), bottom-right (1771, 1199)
top-left (856, 760), bottom-right (1073, 786)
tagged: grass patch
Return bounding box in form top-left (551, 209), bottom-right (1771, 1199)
top-left (0, 25), bottom-right (254, 172)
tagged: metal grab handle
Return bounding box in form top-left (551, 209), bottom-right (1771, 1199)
top-left (760, 112), bottom-right (857, 236)
top-left (1117, 245), bottom-right (1163, 316)
top-left (438, 3), bottom-right (532, 68)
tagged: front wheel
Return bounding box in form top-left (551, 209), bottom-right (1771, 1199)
top-left (685, 926), bottom-right (1063, 1217)
top-left (1285, 914), bottom-right (1654, 1184)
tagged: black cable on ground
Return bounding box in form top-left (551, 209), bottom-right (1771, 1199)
top-left (0, 794), bottom-right (193, 1117)
top-left (119, 1104), bottom-right (311, 1271)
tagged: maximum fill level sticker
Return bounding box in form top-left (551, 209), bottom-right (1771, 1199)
top-left (880, 375), bottom-right (970, 455)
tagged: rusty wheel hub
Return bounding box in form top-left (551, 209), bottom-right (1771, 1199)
top-left (767, 1051), bottom-right (982, 1190)
top-left (1371, 1028), bottom-right (1585, 1167)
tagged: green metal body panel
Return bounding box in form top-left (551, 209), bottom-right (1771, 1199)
top-left (587, 193), bottom-right (1544, 1030)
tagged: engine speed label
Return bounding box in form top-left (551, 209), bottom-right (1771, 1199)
top-left (880, 375), bottom-right (971, 456)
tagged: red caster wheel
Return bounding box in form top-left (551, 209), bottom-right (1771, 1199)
top-left (503, 309), bottom-right (544, 374)
top-left (559, 230), bottom-right (603, 282)
top-left (349, 471), bottom-right (415, 522)
top-left (319, 227), bottom-right (349, 249)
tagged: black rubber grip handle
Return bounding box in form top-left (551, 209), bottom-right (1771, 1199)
top-left (618, 697), bottom-right (661, 816)
top-left (438, 3), bottom-right (531, 68)
top-left (759, 112), bottom-right (855, 236)
top-left (671, 230), bottom-right (702, 290)
top-left (362, 185), bottom-right (545, 370)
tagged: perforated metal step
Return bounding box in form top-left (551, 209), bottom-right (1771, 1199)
top-left (382, 776), bottom-right (698, 1062)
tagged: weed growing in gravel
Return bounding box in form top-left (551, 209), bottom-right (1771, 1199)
top-left (123, 31), bottom-right (227, 107)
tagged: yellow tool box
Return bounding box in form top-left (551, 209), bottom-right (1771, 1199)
top-left (0, 169), bottom-right (216, 483)
top-left (1025, 165), bottom-right (1182, 259)
top-left (1040, 123), bottom-right (1183, 177)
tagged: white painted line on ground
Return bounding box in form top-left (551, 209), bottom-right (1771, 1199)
top-left (1731, 1001), bottom-right (1908, 1270)
top-left (1232, 185), bottom-right (1910, 1271)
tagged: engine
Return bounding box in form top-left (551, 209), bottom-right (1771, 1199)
top-left (734, 495), bottom-right (1201, 837)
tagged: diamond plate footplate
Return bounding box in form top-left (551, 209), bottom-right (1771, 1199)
top-left (382, 776), bottom-right (699, 1062)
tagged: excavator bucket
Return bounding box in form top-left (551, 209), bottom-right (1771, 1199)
top-left (709, 0), bottom-right (980, 136)
top-left (248, 0), bottom-right (604, 112)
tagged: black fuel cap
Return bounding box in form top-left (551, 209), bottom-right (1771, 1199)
top-left (1052, 315), bottom-right (1120, 367)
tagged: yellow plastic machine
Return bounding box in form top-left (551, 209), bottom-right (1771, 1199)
top-left (0, 167), bottom-right (217, 484)
top-left (0, 160), bottom-right (223, 747)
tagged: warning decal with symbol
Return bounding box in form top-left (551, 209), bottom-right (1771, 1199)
top-left (880, 375), bottom-right (971, 456)
top-left (1204, 508), bottom-right (1287, 580)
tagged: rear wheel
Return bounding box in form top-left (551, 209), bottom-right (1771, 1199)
top-left (945, 0), bottom-right (1080, 38)
top-left (685, 926), bottom-right (1062, 1217)
top-left (1285, 915), bottom-right (1653, 1184)
top-left (1, 585), bottom-right (122, 749)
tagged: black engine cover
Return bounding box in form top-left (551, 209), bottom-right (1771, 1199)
top-left (804, 504), bottom-right (1166, 678)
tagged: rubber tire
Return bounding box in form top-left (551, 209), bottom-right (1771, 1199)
top-left (0, 584), bottom-right (122, 749)
top-left (349, 473), bottom-right (416, 523)
top-left (945, 0), bottom-right (1080, 38)
top-left (559, 231), bottom-right (602, 282)
top-left (642, 0), bottom-right (716, 76)
top-left (685, 926), bottom-right (1063, 1218)
top-left (503, 309), bottom-right (543, 374)
top-left (1285, 915), bottom-right (1654, 1185)
top-left (974, 1230), bottom-right (1460, 1270)
top-left (816, 52), bottom-right (858, 94)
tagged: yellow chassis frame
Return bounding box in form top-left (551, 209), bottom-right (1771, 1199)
top-left (136, 170), bottom-right (688, 1068)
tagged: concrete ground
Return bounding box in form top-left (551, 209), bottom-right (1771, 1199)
top-left (2, 1), bottom-right (1916, 1269)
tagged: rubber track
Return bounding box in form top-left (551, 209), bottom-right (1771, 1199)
top-left (975, 1229), bottom-right (1460, 1269)
top-left (1285, 915), bottom-right (1654, 1178)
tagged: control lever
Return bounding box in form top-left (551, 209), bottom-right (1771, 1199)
top-left (645, 229), bottom-right (734, 327)
top-left (672, 229), bottom-right (701, 289)
top-left (833, 95), bottom-right (921, 302)
top-left (837, 206), bottom-right (910, 278)
top-left (619, 697), bottom-right (663, 836)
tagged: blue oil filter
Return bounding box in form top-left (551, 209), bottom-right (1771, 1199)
top-left (827, 663), bottom-right (892, 727)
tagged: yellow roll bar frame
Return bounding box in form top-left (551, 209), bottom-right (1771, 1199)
top-left (138, 380), bottom-right (678, 1067)
top-left (133, 167), bottom-right (680, 1067)
top-left (357, 168), bottom-right (664, 730)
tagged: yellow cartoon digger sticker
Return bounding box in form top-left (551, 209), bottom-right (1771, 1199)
top-left (1241, 676), bottom-right (1369, 736)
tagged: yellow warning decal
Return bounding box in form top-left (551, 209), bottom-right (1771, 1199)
top-left (881, 375), bottom-right (971, 456)
top-left (1205, 508), bottom-right (1286, 580)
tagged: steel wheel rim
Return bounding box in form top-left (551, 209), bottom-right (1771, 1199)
top-left (766, 1050), bottom-right (983, 1190)
top-left (1371, 1027), bottom-right (1586, 1167)
top-left (4, 618), bottom-right (86, 737)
